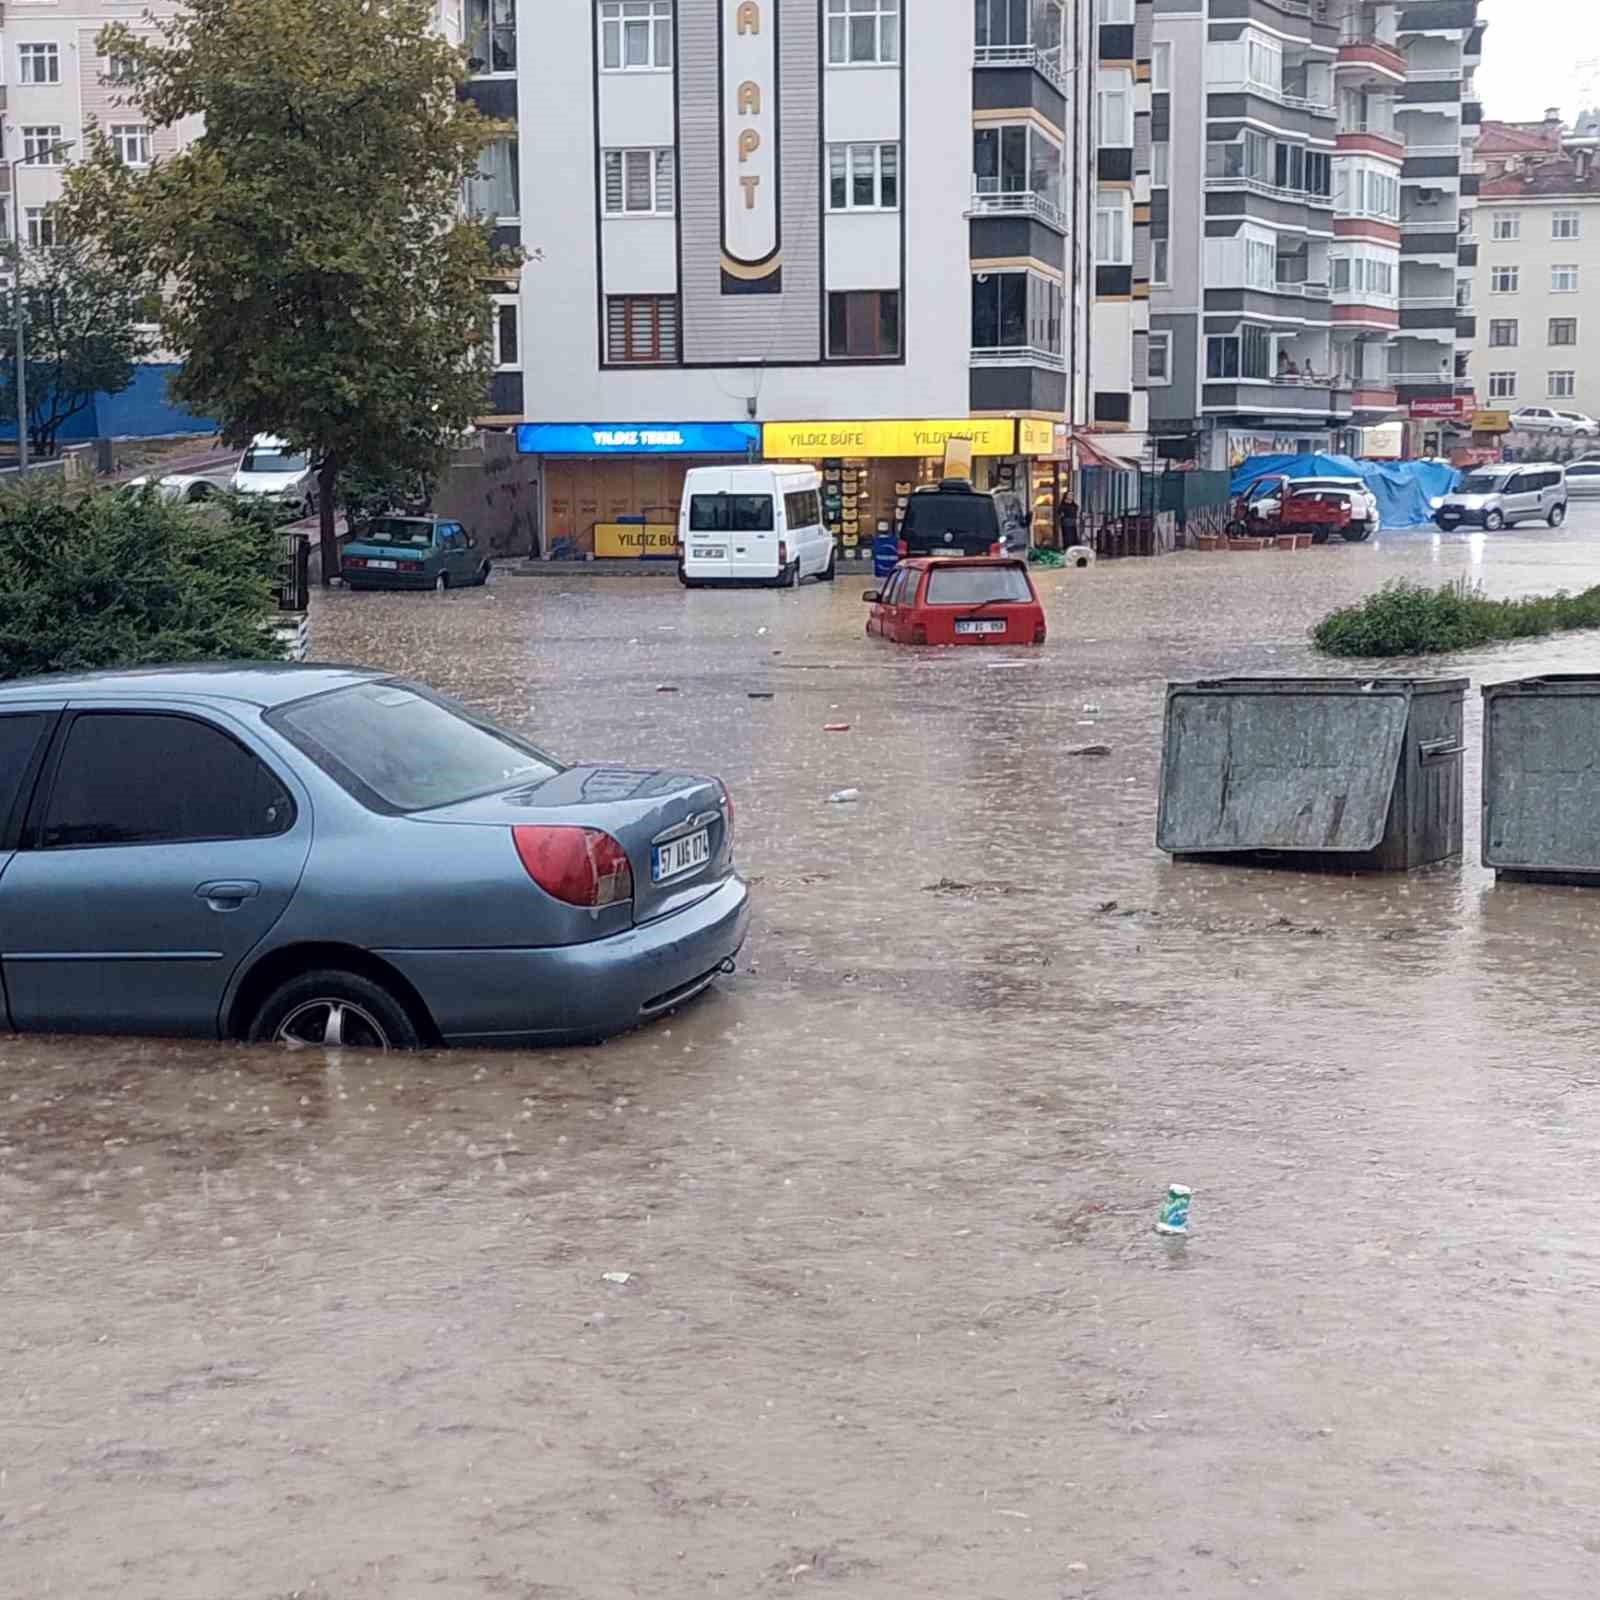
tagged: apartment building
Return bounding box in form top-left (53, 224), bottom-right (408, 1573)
top-left (1148, 0), bottom-right (1482, 468)
top-left (1467, 112), bottom-right (1600, 425)
top-left (490, 0), bottom-right (1132, 556)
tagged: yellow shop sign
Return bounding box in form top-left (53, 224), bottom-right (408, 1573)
top-left (1017, 417), bottom-right (1058, 455)
top-left (594, 522), bottom-right (677, 557)
top-left (763, 418), bottom-right (1018, 458)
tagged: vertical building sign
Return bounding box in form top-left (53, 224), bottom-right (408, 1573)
top-left (720, 0), bottom-right (781, 294)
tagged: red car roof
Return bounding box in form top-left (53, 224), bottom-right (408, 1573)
top-left (894, 555), bottom-right (1028, 570)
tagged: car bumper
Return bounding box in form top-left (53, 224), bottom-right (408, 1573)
top-left (1435, 510), bottom-right (1485, 527)
top-left (343, 572), bottom-right (439, 590)
top-left (376, 873), bottom-right (751, 1046)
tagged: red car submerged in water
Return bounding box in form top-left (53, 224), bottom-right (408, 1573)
top-left (864, 557), bottom-right (1048, 647)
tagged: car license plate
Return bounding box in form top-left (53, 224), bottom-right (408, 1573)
top-left (955, 619), bottom-right (1007, 635)
top-left (653, 828), bottom-right (710, 883)
top-left (692, 546), bottom-right (725, 560)
top-left (369, 559), bottom-right (398, 570)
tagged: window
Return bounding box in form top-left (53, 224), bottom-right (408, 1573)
top-left (1490, 265), bottom-right (1519, 294)
top-left (0, 714), bottom-right (50, 827)
top-left (472, 138), bottom-right (520, 219)
top-left (40, 714), bottom-right (294, 849)
top-left (493, 300), bottom-right (519, 367)
top-left (976, 0), bottom-right (1053, 50)
top-left (1490, 211), bottom-right (1520, 241)
top-left (102, 54), bottom-right (136, 84)
top-left (1245, 233), bottom-right (1276, 291)
top-left (783, 489), bottom-right (821, 530)
top-left (1487, 371), bottom-right (1517, 400)
top-left (925, 566), bottom-right (1032, 605)
top-left (1552, 209), bottom-right (1581, 240)
top-left (1151, 141), bottom-right (1169, 188)
top-left (1206, 325), bottom-right (1270, 381)
top-left (1152, 41), bottom-right (1171, 91)
top-left (1098, 0), bottom-right (1134, 20)
top-left (1549, 317), bottom-right (1578, 346)
top-left (1549, 371), bottom-right (1577, 399)
top-left (1151, 237), bottom-right (1169, 286)
top-left (1456, 279), bottom-right (1471, 308)
top-left (690, 494), bottom-right (774, 532)
top-left (25, 207), bottom-right (56, 248)
top-left (21, 127), bottom-right (66, 165)
top-left (827, 0), bottom-right (899, 65)
top-left (602, 148), bottom-right (675, 216)
top-left (1337, 162), bottom-right (1398, 220)
top-left (1488, 318), bottom-right (1518, 348)
top-left (606, 294), bottom-right (679, 363)
top-left (1245, 32), bottom-right (1282, 95)
top-left (1097, 69), bottom-right (1133, 146)
top-left (1094, 189), bottom-right (1131, 264)
top-left (599, 0), bottom-right (673, 71)
top-left (972, 124), bottom-right (1061, 211)
top-left (1552, 264), bottom-right (1579, 293)
top-left (827, 289), bottom-right (900, 358)
top-left (18, 43), bottom-right (60, 85)
top-left (829, 142), bottom-right (899, 210)
top-left (1207, 130), bottom-right (1270, 183)
top-left (466, 0), bottom-right (516, 72)
top-left (1148, 330), bottom-right (1172, 384)
top-left (110, 125), bottom-right (152, 167)
top-left (970, 270), bottom-right (1062, 355)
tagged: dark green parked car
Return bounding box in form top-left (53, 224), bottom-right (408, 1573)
top-left (340, 517), bottom-right (492, 591)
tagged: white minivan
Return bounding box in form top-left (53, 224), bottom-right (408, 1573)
top-left (678, 465), bottom-right (835, 588)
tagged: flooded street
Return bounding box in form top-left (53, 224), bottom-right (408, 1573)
top-left (12, 518), bottom-right (1600, 1596)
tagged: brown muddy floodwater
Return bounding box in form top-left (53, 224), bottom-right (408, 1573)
top-left (9, 519), bottom-right (1600, 1597)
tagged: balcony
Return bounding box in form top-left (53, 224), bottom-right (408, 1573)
top-left (1336, 36), bottom-right (1408, 80)
top-left (1401, 228), bottom-right (1459, 256)
top-left (971, 345), bottom-right (1066, 371)
top-left (1398, 1), bottom-right (1477, 35)
top-left (1202, 376), bottom-right (1355, 417)
top-left (1338, 124), bottom-right (1405, 159)
top-left (1400, 301), bottom-right (1459, 330)
top-left (1274, 280), bottom-right (1333, 299)
top-left (1349, 385), bottom-right (1400, 409)
top-left (1404, 142), bottom-right (1461, 158)
top-left (970, 189), bottom-right (1066, 232)
top-left (974, 43), bottom-right (1069, 97)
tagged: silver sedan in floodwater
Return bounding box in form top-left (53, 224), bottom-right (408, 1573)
top-left (0, 665), bottom-right (748, 1048)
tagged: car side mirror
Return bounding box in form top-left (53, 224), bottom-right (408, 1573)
top-left (862, 590), bottom-right (880, 603)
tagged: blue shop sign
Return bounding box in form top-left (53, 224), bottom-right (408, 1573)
top-left (517, 422), bottom-right (760, 456)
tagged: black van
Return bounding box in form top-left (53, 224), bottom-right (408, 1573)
top-left (897, 480), bottom-right (1005, 557)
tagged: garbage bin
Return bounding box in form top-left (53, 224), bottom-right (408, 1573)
top-left (1157, 676), bottom-right (1467, 871)
top-left (1482, 675), bottom-right (1600, 883)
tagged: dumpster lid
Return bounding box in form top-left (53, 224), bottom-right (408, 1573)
top-left (1482, 674), bottom-right (1600, 696)
top-left (1158, 678), bottom-right (1454, 855)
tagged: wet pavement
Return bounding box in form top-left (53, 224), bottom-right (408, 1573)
top-left (11, 513), bottom-right (1600, 1596)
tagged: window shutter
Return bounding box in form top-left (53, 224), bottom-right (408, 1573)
top-left (654, 149), bottom-right (675, 214)
top-left (607, 296), bottom-right (628, 360)
top-left (656, 296), bottom-right (678, 360)
top-left (624, 150), bottom-right (652, 212)
top-left (603, 151), bottom-right (623, 213)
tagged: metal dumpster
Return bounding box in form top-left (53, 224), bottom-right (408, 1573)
top-left (1157, 676), bottom-right (1467, 871)
top-left (1482, 675), bottom-right (1600, 883)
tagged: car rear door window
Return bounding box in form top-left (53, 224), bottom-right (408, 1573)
top-left (39, 713), bottom-right (294, 849)
top-left (925, 566), bottom-right (1033, 605)
top-left (0, 712), bottom-right (50, 838)
top-left (688, 494), bottom-right (774, 532)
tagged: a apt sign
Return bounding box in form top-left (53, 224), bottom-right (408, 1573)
top-left (720, 0), bottom-right (781, 294)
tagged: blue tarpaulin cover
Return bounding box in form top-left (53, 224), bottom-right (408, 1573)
top-left (1229, 453), bottom-right (1460, 529)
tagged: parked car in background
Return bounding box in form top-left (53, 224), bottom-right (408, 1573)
top-left (231, 435), bottom-right (317, 520)
top-left (1564, 460), bottom-right (1600, 498)
top-left (1510, 407), bottom-right (1578, 436)
top-left (677, 464), bottom-right (834, 588)
top-left (1434, 463), bottom-right (1568, 530)
top-left (0, 666), bottom-right (747, 1049)
top-left (1554, 410), bottom-right (1600, 437)
top-left (340, 516), bottom-right (491, 591)
top-left (1242, 475), bottom-right (1379, 542)
top-left (865, 557), bottom-right (1047, 647)
top-left (897, 480), bottom-right (1008, 558)
top-left (118, 474), bottom-right (225, 505)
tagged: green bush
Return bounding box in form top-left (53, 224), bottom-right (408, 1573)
top-left (1313, 578), bottom-right (1600, 658)
top-left (0, 482), bottom-right (286, 679)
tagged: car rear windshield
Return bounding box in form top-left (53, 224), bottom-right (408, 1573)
top-left (267, 681), bottom-right (562, 814)
top-left (360, 519), bottom-right (436, 548)
top-left (924, 566), bottom-right (1033, 605)
top-left (900, 494), bottom-right (1000, 539)
top-left (241, 447), bottom-right (307, 474)
top-left (1460, 472), bottom-right (1509, 494)
top-left (689, 493), bottom-right (774, 532)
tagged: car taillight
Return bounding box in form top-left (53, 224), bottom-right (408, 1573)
top-left (1033, 622), bottom-right (1047, 645)
top-left (897, 540), bottom-right (908, 557)
top-left (989, 542), bottom-right (1003, 557)
top-left (911, 623), bottom-right (927, 645)
top-left (399, 561), bottom-right (421, 572)
top-left (512, 826), bottom-right (634, 908)
top-left (778, 540), bottom-right (788, 567)
top-left (345, 556), bottom-right (366, 568)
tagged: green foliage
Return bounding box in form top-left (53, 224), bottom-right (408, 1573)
top-left (0, 241), bottom-right (155, 457)
top-left (337, 461), bottom-right (435, 531)
top-left (0, 483), bottom-right (284, 679)
top-left (60, 0), bottom-right (520, 577)
top-left (1313, 578), bottom-right (1600, 658)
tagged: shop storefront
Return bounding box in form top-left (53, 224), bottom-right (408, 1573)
top-left (760, 417), bottom-right (1060, 555)
top-left (517, 422), bottom-right (759, 558)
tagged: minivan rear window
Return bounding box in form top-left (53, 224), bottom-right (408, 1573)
top-left (689, 494), bottom-right (774, 532)
top-left (925, 566), bottom-right (1033, 605)
top-left (900, 494), bottom-right (1000, 539)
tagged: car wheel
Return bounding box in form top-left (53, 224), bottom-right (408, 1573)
top-left (1484, 510), bottom-right (1504, 531)
top-left (477, 560), bottom-right (493, 585)
top-left (1550, 503), bottom-right (1567, 527)
top-left (678, 564), bottom-right (700, 589)
top-left (1342, 525), bottom-right (1372, 543)
top-left (821, 546), bottom-right (837, 582)
top-left (1311, 529), bottom-right (1331, 545)
top-left (434, 572), bottom-right (448, 593)
top-left (250, 969), bottom-right (422, 1051)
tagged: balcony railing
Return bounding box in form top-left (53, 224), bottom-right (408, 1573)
top-left (1388, 369), bottom-right (1455, 384)
top-left (1339, 120), bottom-right (1402, 140)
top-left (971, 346), bottom-right (1066, 371)
top-left (1340, 19), bottom-right (1401, 47)
top-left (1275, 280), bottom-right (1334, 298)
top-left (970, 189), bottom-right (1066, 231)
top-left (1209, 174), bottom-right (1334, 205)
top-left (1403, 293), bottom-right (1458, 307)
top-left (974, 43), bottom-right (1068, 95)
top-left (1405, 143), bottom-right (1460, 157)
top-left (1405, 67), bottom-right (1460, 82)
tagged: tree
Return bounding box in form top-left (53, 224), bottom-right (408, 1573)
top-left (0, 483), bottom-right (284, 679)
top-left (0, 241), bottom-right (155, 458)
top-left (61, 0), bottom-right (518, 583)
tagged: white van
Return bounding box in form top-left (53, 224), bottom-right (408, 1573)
top-left (678, 465), bottom-right (835, 588)
top-left (230, 435), bottom-right (317, 519)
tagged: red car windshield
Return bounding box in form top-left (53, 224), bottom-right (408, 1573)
top-left (923, 566), bottom-right (1033, 605)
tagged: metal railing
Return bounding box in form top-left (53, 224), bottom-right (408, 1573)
top-left (1275, 280), bottom-right (1334, 298)
top-left (1339, 20), bottom-right (1402, 47)
top-left (1387, 369), bottom-right (1456, 383)
top-left (1403, 293), bottom-right (1459, 307)
top-left (969, 189), bottom-right (1066, 231)
top-left (973, 43), bottom-right (1068, 95)
top-left (1405, 143), bottom-right (1460, 157)
top-left (1339, 119), bottom-right (1402, 139)
top-left (1209, 174), bottom-right (1333, 204)
top-left (970, 346), bottom-right (1066, 371)
top-left (1404, 68), bottom-right (1460, 82)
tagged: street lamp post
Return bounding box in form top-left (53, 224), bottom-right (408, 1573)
top-left (8, 136), bottom-right (74, 475)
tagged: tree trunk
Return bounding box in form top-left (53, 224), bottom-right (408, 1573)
top-left (317, 455), bottom-right (340, 587)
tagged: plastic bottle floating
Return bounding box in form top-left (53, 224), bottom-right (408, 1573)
top-left (1156, 1184), bottom-right (1192, 1236)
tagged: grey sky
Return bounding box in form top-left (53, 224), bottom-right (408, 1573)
top-left (1473, 0), bottom-right (1600, 122)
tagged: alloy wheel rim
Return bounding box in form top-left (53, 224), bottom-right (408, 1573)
top-left (275, 998), bottom-right (390, 1050)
